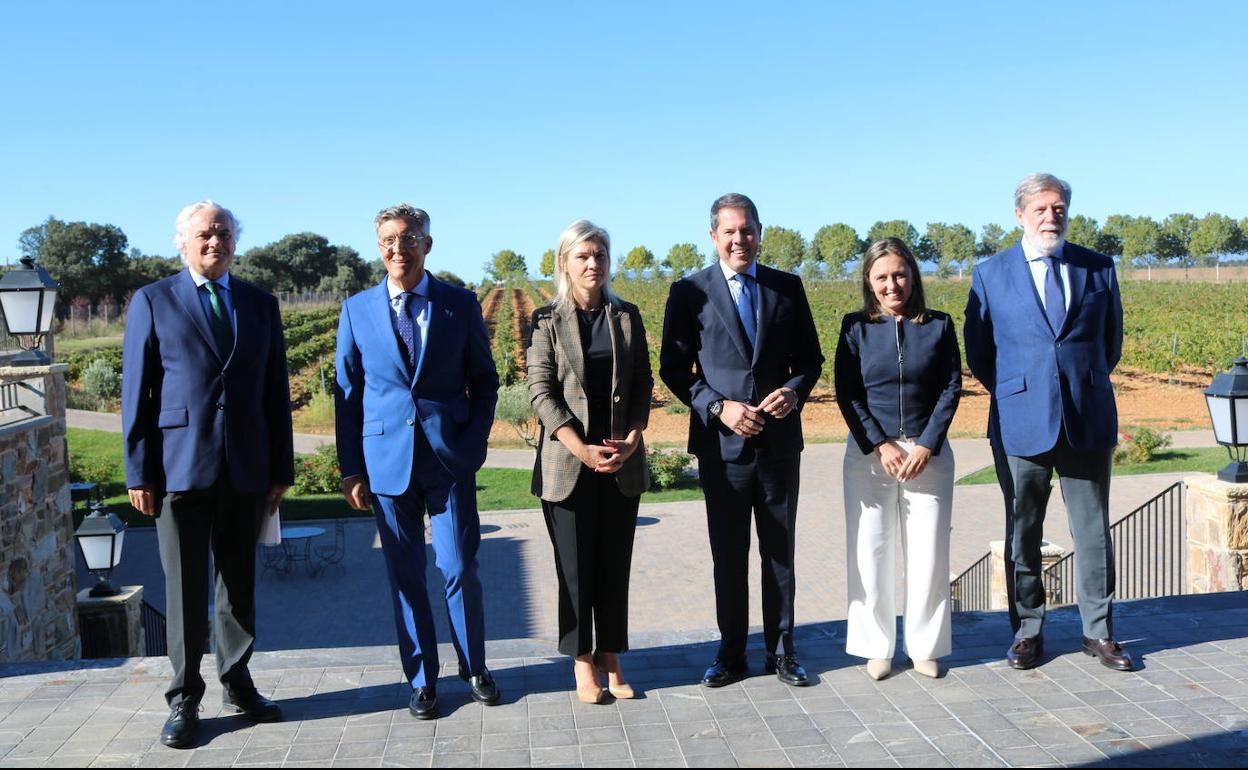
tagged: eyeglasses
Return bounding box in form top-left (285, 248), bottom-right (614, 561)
top-left (379, 234), bottom-right (426, 249)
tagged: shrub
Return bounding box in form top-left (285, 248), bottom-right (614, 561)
top-left (82, 357), bottom-right (122, 400)
top-left (68, 452), bottom-right (122, 495)
top-left (1115, 427), bottom-right (1173, 465)
top-left (647, 449), bottom-right (693, 490)
top-left (294, 444), bottom-right (342, 494)
top-left (495, 382), bottom-right (538, 447)
top-left (62, 345), bottom-right (124, 384)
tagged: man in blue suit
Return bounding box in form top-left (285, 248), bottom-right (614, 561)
top-left (661, 193), bottom-right (824, 688)
top-left (965, 173), bottom-right (1133, 672)
top-left (123, 200), bottom-right (293, 748)
top-left (335, 204), bottom-right (500, 719)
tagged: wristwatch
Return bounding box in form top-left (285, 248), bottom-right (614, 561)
top-left (708, 399), bottom-right (725, 421)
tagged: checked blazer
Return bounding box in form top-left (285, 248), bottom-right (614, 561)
top-left (526, 296), bottom-right (653, 502)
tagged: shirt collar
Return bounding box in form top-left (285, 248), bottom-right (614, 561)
top-left (718, 259), bottom-right (758, 282)
top-left (189, 269), bottom-right (230, 291)
top-left (1021, 235), bottom-right (1066, 263)
top-left (387, 271), bottom-right (430, 301)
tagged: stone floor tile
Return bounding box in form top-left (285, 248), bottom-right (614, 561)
top-left (479, 748), bottom-right (531, 767)
top-left (427, 754), bottom-right (477, 768)
top-left (335, 739), bottom-right (387, 759)
top-left (529, 744), bottom-right (580, 765)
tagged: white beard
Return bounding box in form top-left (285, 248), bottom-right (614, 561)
top-left (1025, 230), bottom-right (1066, 258)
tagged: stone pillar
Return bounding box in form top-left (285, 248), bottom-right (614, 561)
top-left (77, 586), bottom-right (145, 658)
top-left (1184, 474), bottom-right (1248, 593)
top-left (990, 539), bottom-right (1068, 610)
top-left (0, 363), bottom-right (78, 662)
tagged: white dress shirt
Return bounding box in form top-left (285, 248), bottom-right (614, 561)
top-left (387, 271), bottom-right (431, 367)
top-left (1021, 237), bottom-right (1071, 314)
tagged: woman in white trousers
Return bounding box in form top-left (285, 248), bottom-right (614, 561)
top-left (834, 238), bottom-right (962, 680)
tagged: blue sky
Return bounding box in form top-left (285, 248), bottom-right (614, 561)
top-left (2, 2), bottom-right (1245, 281)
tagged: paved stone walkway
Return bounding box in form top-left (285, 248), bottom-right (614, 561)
top-left (3, 593), bottom-right (1247, 768)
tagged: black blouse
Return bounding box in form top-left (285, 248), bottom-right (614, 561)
top-left (577, 307), bottom-right (613, 444)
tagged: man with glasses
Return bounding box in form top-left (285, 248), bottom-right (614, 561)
top-left (122, 200), bottom-right (293, 748)
top-left (334, 204), bottom-right (500, 719)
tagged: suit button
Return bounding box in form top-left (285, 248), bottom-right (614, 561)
top-left (613, 395), bottom-right (621, 403)
top-left (217, 403), bottom-right (225, 410)
top-left (406, 418), bottom-right (415, 426)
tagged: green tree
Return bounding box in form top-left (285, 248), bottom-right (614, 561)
top-left (434, 270), bottom-right (466, 288)
top-left (662, 243), bottom-right (704, 276)
top-left (124, 253), bottom-right (182, 288)
top-left (18, 216), bottom-right (130, 308)
top-left (1189, 213), bottom-right (1241, 267)
top-left (918, 223), bottom-right (975, 278)
top-left (757, 226), bottom-right (805, 272)
top-left (1103, 215), bottom-right (1160, 270)
top-left (1001, 227), bottom-right (1024, 250)
top-left (1157, 213), bottom-right (1198, 268)
top-left (483, 249), bottom-right (528, 281)
top-left (622, 245), bottom-right (656, 277)
top-left (538, 249), bottom-right (555, 278)
top-left (865, 220), bottom-right (919, 251)
top-left (1065, 215), bottom-right (1101, 251)
top-left (805, 223), bottom-right (860, 278)
top-left (976, 223), bottom-right (1007, 258)
top-left (233, 232), bottom-right (370, 294)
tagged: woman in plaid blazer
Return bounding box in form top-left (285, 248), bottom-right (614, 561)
top-left (527, 219), bottom-right (653, 705)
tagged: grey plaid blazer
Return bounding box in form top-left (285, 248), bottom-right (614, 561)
top-left (527, 296), bottom-right (653, 502)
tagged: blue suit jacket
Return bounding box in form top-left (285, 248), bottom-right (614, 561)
top-left (122, 269), bottom-right (295, 495)
top-left (334, 276), bottom-right (499, 495)
top-left (964, 242), bottom-right (1123, 457)
top-left (659, 263), bottom-right (824, 461)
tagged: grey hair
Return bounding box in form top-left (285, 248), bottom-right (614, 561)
top-left (710, 192), bottom-right (761, 232)
top-left (173, 200), bottom-right (242, 259)
top-left (1014, 173), bottom-right (1072, 211)
top-left (553, 219), bottom-right (618, 310)
top-left (374, 203), bottom-right (430, 236)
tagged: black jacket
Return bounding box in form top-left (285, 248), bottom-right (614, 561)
top-left (834, 310), bottom-right (961, 455)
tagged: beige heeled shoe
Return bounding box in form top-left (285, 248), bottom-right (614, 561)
top-left (866, 659), bottom-right (892, 680)
top-left (912, 659), bottom-right (939, 678)
top-left (574, 657), bottom-right (606, 704)
top-left (595, 652), bottom-right (636, 699)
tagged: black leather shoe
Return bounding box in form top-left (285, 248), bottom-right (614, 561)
top-left (160, 701), bottom-right (200, 749)
top-left (1007, 637), bottom-right (1043, 670)
top-left (765, 654), bottom-right (812, 687)
top-left (1083, 637), bottom-right (1135, 671)
top-left (701, 658), bottom-right (748, 688)
top-left (409, 686), bottom-right (438, 719)
top-left (222, 687), bottom-right (282, 722)
top-left (459, 666), bottom-right (500, 705)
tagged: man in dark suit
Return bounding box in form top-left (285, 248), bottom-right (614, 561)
top-left (335, 204), bottom-right (500, 720)
top-left (660, 193), bottom-right (824, 687)
top-left (122, 200), bottom-right (293, 748)
top-left (965, 173), bottom-right (1133, 672)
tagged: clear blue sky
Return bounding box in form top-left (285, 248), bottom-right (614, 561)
top-left (3, 2), bottom-right (1246, 281)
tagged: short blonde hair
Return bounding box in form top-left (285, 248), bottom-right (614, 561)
top-left (553, 219), bottom-right (617, 309)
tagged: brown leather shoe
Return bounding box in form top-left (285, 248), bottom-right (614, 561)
top-left (1082, 637), bottom-right (1135, 671)
top-left (1006, 637), bottom-right (1042, 670)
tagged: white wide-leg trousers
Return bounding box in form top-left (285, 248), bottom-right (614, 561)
top-left (844, 439), bottom-right (953, 660)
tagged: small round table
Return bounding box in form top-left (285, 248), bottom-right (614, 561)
top-left (275, 526), bottom-right (326, 577)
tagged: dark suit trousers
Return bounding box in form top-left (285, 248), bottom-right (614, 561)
top-left (699, 447), bottom-right (801, 660)
top-left (155, 476), bottom-right (265, 707)
top-left (993, 434), bottom-right (1115, 641)
top-left (541, 467), bottom-right (640, 657)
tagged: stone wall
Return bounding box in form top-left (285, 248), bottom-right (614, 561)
top-left (1185, 474), bottom-right (1248, 594)
top-left (0, 364), bottom-right (78, 661)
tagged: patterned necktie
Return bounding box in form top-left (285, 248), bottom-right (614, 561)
top-left (394, 292), bottom-right (419, 370)
top-left (203, 281), bottom-right (234, 358)
top-left (1044, 256), bottom-right (1066, 334)
top-left (733, 273), bottom-right (757, 348)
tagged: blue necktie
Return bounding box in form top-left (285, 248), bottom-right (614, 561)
top-left (1044, 256), bottom-right (1066, 334)
top-left (394, 292), bottom-right (419, 370)
top-left (733, 274), bottom-right (757, 348)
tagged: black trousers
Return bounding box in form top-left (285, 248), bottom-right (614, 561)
top-left (698, 448), bottom-right (801, 661)
top-left (541, 468), bottom-right (640, 657)
top-left (155, 475), bottom-right (265, 706)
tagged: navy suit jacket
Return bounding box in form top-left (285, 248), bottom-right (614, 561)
top-left (334, 275), bottom-right (499, 495)
top-left (122, 269), bottom-right (295, 495)
top-left (660, 263), bottom-right (824, 461)
top-left (964, 242), bottom-right (1123, 457)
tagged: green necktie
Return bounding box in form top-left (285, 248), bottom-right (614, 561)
top-left (204, 281), bottom-right (235, 358)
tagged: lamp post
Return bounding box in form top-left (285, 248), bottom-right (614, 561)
top-left (73, 502), bottom-right (127, 597)
top-left (0, 256), bottom-right (59, 365)
top-left (1204, 356), bottom-right (1248, 484)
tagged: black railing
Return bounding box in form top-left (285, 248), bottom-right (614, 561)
top-left (1044, 481), bottom-right (1186, 606)
top-left (142, 600), bottom-right (168, 657)
top-left (950, 552), bottom-right (993, 613)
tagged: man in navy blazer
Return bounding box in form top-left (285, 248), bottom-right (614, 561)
top-left (122, 200), bottom-right (293, 748)
top-left (965, 173), bottom-right (1133, 672)
top-left (335, 204), bottom-right (500, 720)
top-left (661, 193), bottom-right (824, 688)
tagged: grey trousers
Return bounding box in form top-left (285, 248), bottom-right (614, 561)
top-left (993, 435), bottom-right (1115, 641)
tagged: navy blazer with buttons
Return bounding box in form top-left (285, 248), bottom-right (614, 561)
top-left (121, 269), bottom-right (294, 495)
top-left (834, 309), bottom-right (962, 456)
top-left (964, 242), bottom-right (1122, 457)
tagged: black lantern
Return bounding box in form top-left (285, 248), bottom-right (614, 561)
top-left (1204, 356), bottom-right (1248, 484)
top-left (73, 502), bottom-right (127, 597)
top-left (0, 256), bottom-right (59, 365)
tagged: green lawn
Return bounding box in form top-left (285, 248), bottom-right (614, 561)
top-left (956, 446), bottom-right (1229, 486)
top-left (67, 428), bottom-right (704, 527)
top-left (54, 336), bottom-right (123, 354)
